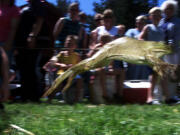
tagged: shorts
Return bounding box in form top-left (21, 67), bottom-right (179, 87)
top-left (61, 74), bottom-right (81, 87)
top-left (74, 74), bottom-right (81, 79)
top-left (147, 67), bottom-right (154, 75)
top-left (113, 60), bottom-right (127, 69)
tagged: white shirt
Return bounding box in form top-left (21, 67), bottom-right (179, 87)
top-left (96, 26), bottom-right (119, 42)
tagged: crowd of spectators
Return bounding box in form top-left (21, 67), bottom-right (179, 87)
top-left (0, 0), bottom-right (180, 109)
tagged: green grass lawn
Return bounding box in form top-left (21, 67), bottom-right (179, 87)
top-left (1, 101), bottom-right (180, 135)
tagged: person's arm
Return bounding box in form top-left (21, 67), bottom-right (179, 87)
top-left (76, 53), bottom-right (81, 63)
top-left (43, 52), bottom-right (67, 71)
top-left (51, 52), bottom-right (69, 70)
top-left (27, 17), bottom-right (44, 48)
top-left (174, 21), bottom-right (180, 46)
top-left (56, 52), bottom-right (82, 70)
top-left (89, 29), bottom-right (98, 49)
top-left (53, 18), bottom-right (64, 40)
top-left (125, 29), bottom-right (132, 37)
top-left (0, 48), bottom-right (9, 102)
top-left (87, 43), bottom-right (101, 57)
top-left (62, 53), bottom-right (81, 69)
top-left (168, 19), bottom-right (180, 46)
top-left (79, 27), bottom-right (88, 49)
top-left (138, 25), bottom-right (148, 40)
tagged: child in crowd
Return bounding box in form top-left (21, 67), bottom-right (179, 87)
top-left (139, 7), bottom-right (165, 104)
top-left (116, 24), bottom-right (126, 37)
top-left (87, 34), bottom-right (112, 101)
top-left (43, 35), bottom-right (83, 103)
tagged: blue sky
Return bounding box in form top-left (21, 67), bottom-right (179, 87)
top-left (16, 0), bottom-right (165, 15)
top-left (15, 0), bottom-right (101, 15)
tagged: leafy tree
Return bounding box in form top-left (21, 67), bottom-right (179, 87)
top-left (93, 0), bottom-right (158, 29)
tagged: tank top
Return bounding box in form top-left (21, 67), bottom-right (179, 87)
top-left (57, 17), bottom-right (81, 46)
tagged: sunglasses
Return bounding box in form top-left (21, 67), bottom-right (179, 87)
top-left (95, 18), bottom-right (102, 22)
top-left (70, 8), bottom-right (79, 12)
top-left (103, 16), bottom-right (113, 19)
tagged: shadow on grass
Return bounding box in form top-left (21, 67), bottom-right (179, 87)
top-left (0, 107), bottom-right (21, 134)
top-left (0, 110), bottom-right (11, 133)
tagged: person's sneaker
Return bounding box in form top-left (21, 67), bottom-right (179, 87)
top-left (165, 96), bottom-right (180, 105)
top-left (147, 99), bottom-right (161, 105)
top-left (113, 93), bottom-right (124, 104)
top-left (0, 103), bottom-right (5, 110)
top-left (152, 100), bottom-right (161, 105)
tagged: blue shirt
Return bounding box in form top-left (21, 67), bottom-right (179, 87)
top-left (159, 17), bottom-right (180, 51)
top-left (125, 28), bottom-right (151, 80)
top-left (125, 28), bottom-right (141, 39)
top-left (146, 24), bottom-right (165, 42)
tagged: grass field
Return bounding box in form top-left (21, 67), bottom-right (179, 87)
top-left (1, 101), bottom-right (180, 135)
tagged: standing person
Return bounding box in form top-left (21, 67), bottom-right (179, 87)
top-left (53, 2), bottom-right (85, 49)
top-left (34, 1), bottom-right (62, 100)
top-left (94, 13), bottom-right (103, 27)
top-left (53, 3), bottom-right (87, 101)
top-left (14, 0), bottom-right (47, 102)
top-left (89, 13), bottom-right (103, 48)
top-left (139, 7), bottom-right (165, 104)
top-left (0, 0), bottom-right (19, 64)
top-left (0, 47), bottom-right (9, 109)
top-left (92, 9), bottom-right (125, 101)
top-left (87, 34), bottom-right (112, 102)
top-left (125, 15), bottom-right (149, 80)
top-left (82, 13), bottom-right (103, 101)
top-left (79, 12), bottom-right (90, 36)
top-left (78, 12), bottom-right (90, 56)
top-left (125, 15), bottom-right (147, 39)
top-left (159, 0), bottom-right (180, 104)
top-left (139, 7), bottom-right (165, 41)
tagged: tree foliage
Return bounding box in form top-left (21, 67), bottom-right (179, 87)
top-left (93, 0), bottom-right (158, 29)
